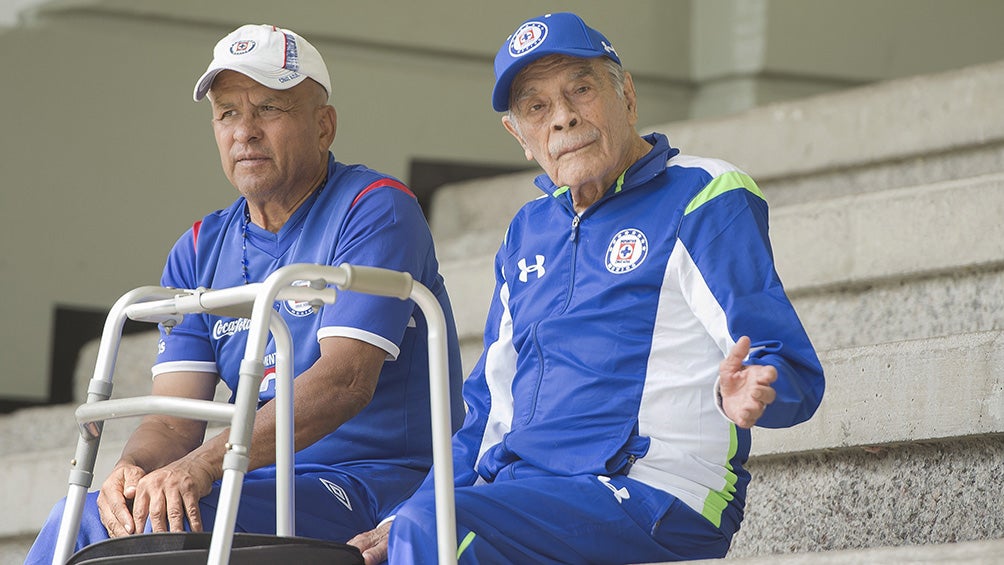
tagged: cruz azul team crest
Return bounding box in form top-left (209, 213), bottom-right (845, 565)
top-left (509, 21), bottom-right (548, 57)
top-left (605, 228), bottom-right (648, 274)
top-left (229, 39), bottom-right (256, 55)
top-left (283, 279), bottom-right (317, 317)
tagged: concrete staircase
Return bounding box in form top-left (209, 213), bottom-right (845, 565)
top-left (2, 60), bottom-right (1002, 563)
top-left (429, 60), bottom-right (1004, 563)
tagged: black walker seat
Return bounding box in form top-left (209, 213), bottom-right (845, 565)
top-left (65, 533), bottom-right (363, 565)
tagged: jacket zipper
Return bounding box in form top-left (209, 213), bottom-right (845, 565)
top-left (559, 214), bottom-right (581, 314)
top-left (528, 213), bottom-right (579, 424)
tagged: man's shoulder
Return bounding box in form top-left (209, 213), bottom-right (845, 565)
top-left (329, 161), bottom-right (415, 207)
top-left (185, 200), bottom-right (243, 247)
top-left (666, 153), bottom-right (747, 180)
top-left (511, 191), bottom-right (560, 222)
top-left (331, 161), bottom-right (406, 189)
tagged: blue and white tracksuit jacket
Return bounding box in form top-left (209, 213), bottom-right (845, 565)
top-left (450, 132), bottom-right (825, 533)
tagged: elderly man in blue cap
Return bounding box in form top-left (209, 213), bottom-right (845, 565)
top-left (351, 12), bottom-right (824, 564)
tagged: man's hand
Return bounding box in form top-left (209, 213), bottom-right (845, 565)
top-left (719, 336), bottom-right (777, 428)
top-left (348, 520), bottom-right (392, 565)
top-left (97, 463), bottom-right (146, 537)
top-left (129, 456), bottom-right (217, 534)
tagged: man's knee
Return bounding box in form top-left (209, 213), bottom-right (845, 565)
top-left (387, 490), bottom-right (441, 563)
top-left (391, 489), bottom-right (437, 536)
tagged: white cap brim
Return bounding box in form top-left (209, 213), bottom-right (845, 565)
top-left (193, 64), bottom-right (312, 101)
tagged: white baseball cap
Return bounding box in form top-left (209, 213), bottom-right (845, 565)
top-left (193, 24), bottom-right (331, 102)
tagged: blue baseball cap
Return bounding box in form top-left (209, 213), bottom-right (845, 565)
top-left (492, 12), bottom-right (621, 112)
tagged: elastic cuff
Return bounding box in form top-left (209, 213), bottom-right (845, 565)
top-left (713, 377), bottom-right (739, 425)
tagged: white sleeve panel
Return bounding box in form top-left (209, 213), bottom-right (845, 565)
top-left (474, 281), bottom-right (517, 469)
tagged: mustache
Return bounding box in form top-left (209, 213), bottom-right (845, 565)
top-left (548, 130), bottom-right (599, 159)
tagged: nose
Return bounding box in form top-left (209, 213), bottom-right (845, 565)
top-left (233, 113), bottom-right (263, 143)
top-left (551, 98), bottom-right (579, 131)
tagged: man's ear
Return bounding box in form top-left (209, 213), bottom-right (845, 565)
top-left (623, 71), bottom-right (639, 126)
top-left (502, 115), bottom-right (535, 162)
top-left (319, 105), bottom-right (337, 150)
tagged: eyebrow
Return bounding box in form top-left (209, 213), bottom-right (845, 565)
top-left (570, 64), bottom-right (597, 81)
top-left (512, 62), bottom-right (598, 108)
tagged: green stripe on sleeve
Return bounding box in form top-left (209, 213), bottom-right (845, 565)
top-left (684, 171), bottom-right (764, 216)
top-left (701, 423), bottom-right (739, 527)
top-left (457, 531), bottom-right (477, 559)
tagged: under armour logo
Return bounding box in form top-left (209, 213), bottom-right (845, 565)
top-left (598, 475), bottom-right (630, 504)
top-left (601, 41), bottom-right (618, 57)
top-left (319, 478), bottom-right (353, 511)
top-left (517, 255), bottom-right (546, 282)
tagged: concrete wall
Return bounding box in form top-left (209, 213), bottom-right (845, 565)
top-left (1, 0), bottom-right (1003, 405)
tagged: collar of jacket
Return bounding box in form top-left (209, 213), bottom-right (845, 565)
top-left (531, 132), bottom-right (679, 207)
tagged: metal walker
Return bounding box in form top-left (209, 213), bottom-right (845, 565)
top-left (52, 263), bottom-right (457, 565)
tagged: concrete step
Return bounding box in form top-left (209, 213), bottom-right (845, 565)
top-left (753, 330), bottom-right (1004, 457)
top-left (734, 434), bottom-right (1004, 559)
top-left (734, 331), bottom-right (1004, 556)
top-left (655, 60), bottom-right (1004, 208)
top-left (688, 537), bottom-right (1004, 564)
top-left (0, 535), bottom-right (36, 565)
top-left (770, 172), bottom-right (1004, 293)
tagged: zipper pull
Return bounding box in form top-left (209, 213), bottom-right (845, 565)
top-left (570, 215), bottom-right (580, 242)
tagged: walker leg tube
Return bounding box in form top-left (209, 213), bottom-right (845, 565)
top-left (51, 484), bottom-right (89, 565)
top-left (207, 468), bottom-right (246, 565)
top-left (411, 286), bottom-right (457, 565)
top-left (206, 358), bottom-right (264, 565)
top-left (52, 423), bottom-right (104, 565)
top-left (271, 316), bottom-right (295, 536)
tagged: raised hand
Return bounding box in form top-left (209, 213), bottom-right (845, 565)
top-left (719, 336), bottom-right (777, 428)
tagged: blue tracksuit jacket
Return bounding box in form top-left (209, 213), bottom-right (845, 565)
top-left (449, 132), bottom-right (825, 531)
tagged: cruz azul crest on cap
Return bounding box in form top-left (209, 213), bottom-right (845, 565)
top-left (508, 21), bottom-right (548, 58)
top-left (229, 40), bottom-right (256, 55)
top-left (605, 228), bottom-right (649, 274)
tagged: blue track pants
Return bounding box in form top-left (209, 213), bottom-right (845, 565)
top-left (389, 472), bottom-right (735, 564)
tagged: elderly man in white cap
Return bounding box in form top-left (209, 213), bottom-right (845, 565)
top-left (349, 12), bottom-right (824, 564)
top-left (26, 24), bottom-right (464, 563)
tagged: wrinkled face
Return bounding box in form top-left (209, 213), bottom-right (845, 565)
top-left (207, 71), bottom-right (335, 200)
top-left (503, 55), bottom-right (639, 191)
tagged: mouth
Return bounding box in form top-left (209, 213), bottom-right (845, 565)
top-left (551, 133), bottom-right (598, 160)
top-left (234, 153), bottom-right (270, 165)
